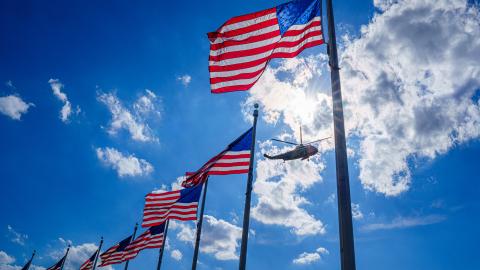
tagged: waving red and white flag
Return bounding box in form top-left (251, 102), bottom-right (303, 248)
top-left (208, 0), bottom-right (324, 93)
top-left (181, 127), bottom-right (253, 188)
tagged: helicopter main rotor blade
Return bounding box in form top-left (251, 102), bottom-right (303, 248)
top-left (271, 138), bottom-right (298, 145)
top-left (305, 137), bottom-right (331, 145)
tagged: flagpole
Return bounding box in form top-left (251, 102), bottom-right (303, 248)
top-left (239, 103), bottom-right (259, 270)
top-left (156, 220), bottom-right (169, 270)
top-left (124, 223), bottom-right (138, 270)
top-left (92, 237), bottom-right (103, 270)
top-left (325, 0), bottom-right (356, 270)
top-left (23, 250), bottom-right (35, 270)
top-left (60, 245), bottom-right (70, 270)
top-left (191, 178), bottom-right (209, 270)
top-left (30, 250), bottom-right (36, 262)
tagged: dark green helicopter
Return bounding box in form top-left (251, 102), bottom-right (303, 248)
top-left (264, 127), bottom-right (330, 161)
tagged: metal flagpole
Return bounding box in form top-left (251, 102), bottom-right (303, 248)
top-left (156, 220), bottom-right (169, 270)
top-left (30, 250), bottom-right (36, 262)
top-left (22, 250), bottom-right (35, 270)
top-left (191, 178), bottom-right (209, 270)
top-left (238, 103), bottom-right (259, 270)
top-left (325, 1), bottom-right (356, 270)
top-left (92, 237), bottom-right (103, 270)
top-left (124, 223), bottom-right (138, 270)
top-left (60, 245), bottom-right (70, 270)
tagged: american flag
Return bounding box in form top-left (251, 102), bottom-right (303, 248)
top-left (123, 224), bottom-right (166, 260)
top-left (208, 0), bottom-right (324, 93)
top-left (181, 127), bottom-right (253, 188)
top-left (46, 255), bottom-right (66, 270)
top-left (79, 249), bottom-right (98, 270)
top-left (142, 184), bottom-right (203, 227)
top-left (98, 236), bottom-right (132, 267)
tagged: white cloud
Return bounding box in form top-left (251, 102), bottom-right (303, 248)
top-left (250, 142), bottom-right (326, 236)
top-left (96, 147), bottom-right (153, 177)
top-left (170, 215), bottom-right (242, 261)
top-left (293, 247), bottom-right (329, 265)
top-left (177, 75), bottom-right (192, 87)
top-left (361, 214), bottom-right (447, 232)
top-left (48, 79), bottom-right (80, 123)
top-left (200, 215), bottom-right (242, 260)
top-left (0, 251), bottom-right (15, 265)
top-left (169, 220), bottom-right (196, 243)
top-left (340, 0), bottom-right (480, 195)
top-left (0, 250), bottom-right (44, 270)
top-left (7, 225), bottom-right (28, 246)
top-left (351, 203), bottom-right (364, 220)
top-left (244, 0), bottom-right (480, 197)
top-left (133, 89), bottom-right (160, 116)
top-left (171, 176), bottom-right (186, 191)
top-left (97, 90), bottom-right (160, 142)
top-left (0, 95), bottom-right (33, 120)
top-left (324, 193), bottom-right (336, 205)
top-left (170, 249), bottom-right (182, 261)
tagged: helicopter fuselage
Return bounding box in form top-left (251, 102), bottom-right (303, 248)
top-left (264, 144), bottom-right (318, 161)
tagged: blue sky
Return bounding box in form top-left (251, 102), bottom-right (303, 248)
top-left (1, 0), bottom-right (480, 270)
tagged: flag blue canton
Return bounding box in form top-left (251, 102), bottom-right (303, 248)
top-left (228, 127), bottom-right (253, 151)
top-left (116, 236), bottom-right (133, 251)
top-left (149, 223), bottom-right (166, 235)
top-left (178, 184), bottom-right (203, 203)
top-left (276, 0), bottom-right (321, 35)
top-left (87, 252), bottom-right (96, 262)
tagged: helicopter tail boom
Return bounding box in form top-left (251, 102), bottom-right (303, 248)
top-left (263, 153), bottom-right (280, 160)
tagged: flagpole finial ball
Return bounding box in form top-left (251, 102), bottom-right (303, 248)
top-left (254, 103), bottom-right (259, 109)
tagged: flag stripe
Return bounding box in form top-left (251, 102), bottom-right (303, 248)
top-left (144, 201), bottom-right (198, 209)
top-left (217, 9), bottom-right (277, 34)
top-left (209, 169), bottom-right (250, 175)
top-left (210, 62), bottom-right (267, 78)
top-left (210, 30), bottom-right (280, 51)
top-left (219, 18), bottom-right (279, 40)
top-left (215, 158), bottom-right (250, 163)
top-left (209, 165), bottom-right (250, 171)
top-left (211, 162), bottom-right (250, 167)
top-left (211, 25), bottom-right (281, 46)
top-left (143, 210), bottom-right (199, 218)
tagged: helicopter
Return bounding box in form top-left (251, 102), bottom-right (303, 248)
top-left (263, 127), bottom-right (330, 161)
